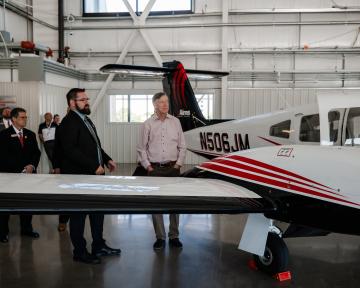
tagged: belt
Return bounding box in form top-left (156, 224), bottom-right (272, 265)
top-left (150, 161), bottom-right (176, 168)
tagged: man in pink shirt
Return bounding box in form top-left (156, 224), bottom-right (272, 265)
top-left (137, 92), bottom-right (186, 250)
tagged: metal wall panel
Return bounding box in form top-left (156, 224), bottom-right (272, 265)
top-left (226, 88), bottom-right (317, 119)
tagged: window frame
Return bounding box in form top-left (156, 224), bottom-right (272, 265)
top-left (82, 0), bottom-right (194, 17)
top-left (299, 114), bottom-right (320, 143)
top-left (108, 90), bottom-right (215, 124)
top-left (269, 120), bottom-right (291, 139)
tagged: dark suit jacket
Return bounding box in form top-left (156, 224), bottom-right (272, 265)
top-left (0, 119), bottom-right (7, 133)
top-left (51, 126), bottom-right (61, 169)
top-left (0, 126), bottom-right (41, 173)
top-left (57, 110), bottom-right (111, 175)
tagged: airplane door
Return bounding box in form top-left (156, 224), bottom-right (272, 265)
top-left (341, 107), bottom-right (360, 146)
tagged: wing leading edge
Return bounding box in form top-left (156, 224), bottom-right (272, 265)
top-left (0, 173), bottom-right (275, 214)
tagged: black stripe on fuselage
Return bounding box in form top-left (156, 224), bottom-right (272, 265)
top-left (187, 169), bottom-right (360, 236)
top-left (0, 193), bottom-right (275, 215)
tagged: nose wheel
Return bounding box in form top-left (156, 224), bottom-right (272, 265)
top-left (253, 232), bottom-right (289, 275)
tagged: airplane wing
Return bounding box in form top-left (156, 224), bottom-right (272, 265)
top-left (0, 173), bottom-right (275, 214)
top-left (99, 64), bottom-right (229, 79)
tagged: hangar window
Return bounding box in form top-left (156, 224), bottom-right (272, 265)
top-left (196, 94), bottom-right (213, 119)
top-left (269, 120), bottom-right (291, 139)
top-left (300, 114), bottom-right (320, 142)
top-left (109, 93), bottom-right (213, 123)
top-left (83, 0), bottom-right (193, 17)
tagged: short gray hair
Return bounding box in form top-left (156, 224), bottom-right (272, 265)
top-left (152, 92), bottom-right (167, 104)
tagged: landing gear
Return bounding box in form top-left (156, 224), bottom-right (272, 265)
top-left (253, 232), bottom-right (289, 275)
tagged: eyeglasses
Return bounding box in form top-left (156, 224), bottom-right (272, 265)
top-left (75, 98), bottom-right (90, 102)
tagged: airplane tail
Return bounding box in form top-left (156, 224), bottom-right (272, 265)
top-left (162, 61), bottom-right (208, 132)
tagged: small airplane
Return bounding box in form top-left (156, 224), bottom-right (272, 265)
top-left (0, 62), bottom-right (359, 277)
top-left (100, 62), bottom-right (360, 160)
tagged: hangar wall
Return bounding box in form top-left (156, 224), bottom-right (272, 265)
top-left (1, 0), bottom-right (359, 165)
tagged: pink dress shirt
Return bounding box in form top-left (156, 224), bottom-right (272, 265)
top-left (137, 113), bottom-right (186, 169)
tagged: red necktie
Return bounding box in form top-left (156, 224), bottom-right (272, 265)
top-left (19, 131), bottom-right (24, 148)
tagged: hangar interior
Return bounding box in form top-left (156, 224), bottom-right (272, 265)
top-left (0, 0), bottom-right (360, 287)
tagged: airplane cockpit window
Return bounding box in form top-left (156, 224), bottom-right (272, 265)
top-left (344, 108), bottom-right (360, 146)
top-left (328, 111), bottom-right (340, 143)
top-left (300, 114), bottom-right (320, 142)
top-left (269, 120), bottom-right (291, 139)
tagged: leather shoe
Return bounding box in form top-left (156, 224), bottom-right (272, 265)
top-left (21, 230), bottom-right (40, 238)
top-left (73, 251), bottom-right (101, 264)
top-left (153, 239), bottom-right (165, 250)
top-left (169, 238), bottom-right (183, 248)
top-left (92, 244), bottom-right (121, 257)
top-left (0, 235), bottom-right (8, 243)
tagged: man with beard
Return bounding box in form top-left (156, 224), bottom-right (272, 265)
top-left (0, 107), bottom-right (12, 132)
top-left (57, 88), bottom-right (120, 264)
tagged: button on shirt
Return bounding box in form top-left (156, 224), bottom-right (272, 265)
top-left (137, 113), bottom-right (186, 169)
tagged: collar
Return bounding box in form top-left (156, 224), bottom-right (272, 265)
top-left (152, 113), bottom-right (172, 120)
top-left (3, 118), bottom-right (11, 126)
top-left (72, 109), bottom-right (86, 120)
top-left (12, 125), bottom-right (23, 135)
top-left (45, 121), bottom-right (53, 127)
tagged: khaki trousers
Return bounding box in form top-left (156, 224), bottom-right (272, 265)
top-left (149, 165), bottom-right (180, 240)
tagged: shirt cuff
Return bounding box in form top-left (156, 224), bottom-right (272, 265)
top-left (141, 160), bottom-right (151, 169)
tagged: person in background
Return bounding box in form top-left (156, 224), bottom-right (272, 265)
top-left (53, 114), bottom-right (61, 126)
top-left (0, 107), bottom-right (41, 243)
top-left (57, 88), bottom-right (120, 264)
top-left (0, 107), bottom-right (12, 132)
top-left (38, 112), bottom-right (57, 165)
top-left (137, 92), bottom-right (186, 251)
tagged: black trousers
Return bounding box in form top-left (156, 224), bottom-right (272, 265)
top-left (59, 215), bottom-right (70, 224)
top-left (0, 215), bottom-right (33, 236)
top-left (70, 214), bottom-right (105, 256)
top-left (43, 140), bottom-right (55, 162)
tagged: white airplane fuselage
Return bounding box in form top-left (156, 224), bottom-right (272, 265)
top-left (190, 144), bottom-right (360, 235)
top-left (185, 104), bottom-right (348, 158)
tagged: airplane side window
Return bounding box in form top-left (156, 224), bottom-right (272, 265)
top-left (328, 111), bottom-right (340, 143)
top-left (344, 108), bottom-right (360, 146)
top-left (269, 120), bottom-right (291, 139)
top-left (299, 114), bottom-right (320, 142)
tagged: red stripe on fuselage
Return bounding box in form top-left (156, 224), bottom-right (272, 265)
top-left (257, 136), bottom-right (282, 146)
top-left (224, 155), bottom-right (334, 191)
top-left (199, 162), bottom-right (359, 207)
top-left (209, 158), bottom-right (342, 196)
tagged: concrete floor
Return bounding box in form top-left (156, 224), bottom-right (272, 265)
top-left (1, 164), bottom-right (360, 287)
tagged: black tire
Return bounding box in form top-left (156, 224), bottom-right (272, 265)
top-left (253, 232), bottom-right (289, 275)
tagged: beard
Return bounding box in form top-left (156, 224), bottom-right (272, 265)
top-left (76, 103), bottom-right (91, 115)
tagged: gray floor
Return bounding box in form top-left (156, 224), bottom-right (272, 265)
top-left (1, 164), bottom-right (360, 288)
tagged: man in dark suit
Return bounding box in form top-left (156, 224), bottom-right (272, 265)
top-left (0, 107), bottom-right (41, 243)
top-left (0, 107), bottom-right (12, 132)
top-left (57, 88), bottom-right (120, 264)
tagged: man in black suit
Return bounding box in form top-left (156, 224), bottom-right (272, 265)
top-left (57, 88), bottom-right (120, 264)
top-left (0, 107), bottom-right (41, 243)
top-left (0, 107), bottom-right (12, 132)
